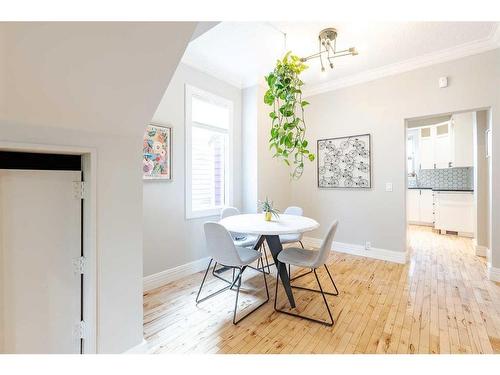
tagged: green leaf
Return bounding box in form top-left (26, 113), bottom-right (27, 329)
top-left (301, 100), bottom-right (310, 107)
top-left (308, 154), bottom-right (315, 161)
top-left (264, 90), bottom-right (275, 105)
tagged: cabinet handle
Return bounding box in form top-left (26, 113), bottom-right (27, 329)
top-left (434, 163), bottom-right (436, 169)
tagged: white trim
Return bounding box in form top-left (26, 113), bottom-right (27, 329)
top-left (303, 26), bottom-right (500, 98)
top-left (472, 239), bottom-right (489, 257)
top-left (302, 237), bottom-right (407, 265)
top-left (0, 141), bottom-right (98, 354)
top-left (124, 339), bottom-right (149, 354)
top-left (143, 256), bottom-right (211, 292)
top-left (488, 265), bottom-right (500, 283)
top-left (185, 84), bottom-right (234, 220)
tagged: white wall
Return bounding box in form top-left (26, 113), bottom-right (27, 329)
top-left (241, 86), bottom-right (258, 213)
top-left (474, 110), bottom-right (490, 250)
top-left (0, 22), bottom-right (196, 353)
top-left (142, 63), bottom-right (242, 277)
top-left (241, 84), bottom-right (293, 214)
top-left (291, 49), bottom-right (500, 265)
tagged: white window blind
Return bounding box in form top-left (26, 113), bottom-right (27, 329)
top-left (186, 85), bottom-right (233, 218)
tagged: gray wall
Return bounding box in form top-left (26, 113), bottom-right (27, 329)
top-left (291, 49), bottom-right (500, 265)
top-left (142, 63), bottom-right (242, 277)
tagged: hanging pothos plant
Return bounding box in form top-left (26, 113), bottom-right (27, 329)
top-left (264, 51), bottom-right (315, 179)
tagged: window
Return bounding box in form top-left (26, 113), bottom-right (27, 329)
top-left (185, 85), bottom-right (233, 218)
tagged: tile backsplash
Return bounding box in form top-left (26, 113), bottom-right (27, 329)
top-left (409, 167), bottom-right (473, 190)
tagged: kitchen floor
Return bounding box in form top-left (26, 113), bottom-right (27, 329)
top-left (143, 225), bottom-right (500, 354)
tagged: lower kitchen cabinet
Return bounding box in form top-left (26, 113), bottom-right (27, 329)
top-left (434, 191), bottom-right (474, 236)
top-left (407, 189), bottom-right (434, 225)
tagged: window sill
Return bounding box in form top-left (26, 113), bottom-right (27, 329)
top-left (186, 207), bottom-right (224, 220)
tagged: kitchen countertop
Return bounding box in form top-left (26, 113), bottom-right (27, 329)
top-left (408, 187), bottom-right (474, 192)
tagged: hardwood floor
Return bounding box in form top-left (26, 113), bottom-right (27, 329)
top-left (143, 225), bottom-right (500, 354)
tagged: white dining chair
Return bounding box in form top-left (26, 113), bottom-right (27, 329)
top-left (279, 206), bottom-right (310, 281)
top-left (274, 220), bottom-right (339, 326)
top-left (220, 206), bottom-right (271, 275)
top-left (196, 222), bottom-right (269, 324)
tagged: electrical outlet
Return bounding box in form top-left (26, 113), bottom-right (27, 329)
top-left (365, 241), bottom-right (371, 250)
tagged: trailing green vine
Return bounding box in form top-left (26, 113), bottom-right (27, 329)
top-left (264, 51), bottom-right (315, 179)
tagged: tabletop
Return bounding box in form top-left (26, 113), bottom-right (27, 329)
top-left (219, 213), bottom-right (319, 236)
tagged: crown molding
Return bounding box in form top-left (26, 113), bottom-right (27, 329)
top-left (303, 23), bottom-right (500, 98)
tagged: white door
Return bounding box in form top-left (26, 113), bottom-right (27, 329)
top-left (407, 189), bottom-right (420, 222)
top-left (419, 189), bottom-right (434, 224)
top-left (0, 169), bottom-right (82, 354)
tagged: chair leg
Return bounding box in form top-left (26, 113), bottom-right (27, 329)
top-left (250, 242), bottom-right (272, 274)
top-left (274, 264), bottom-right (334, 326)
top-left (211, 261), bottom-right (236, 285)
top-left (290, 264), bottom-right (338, 296)
top-left (232, 262), bottom-right (270, 324)
top-left (196, 261), bottom-right (241, 303)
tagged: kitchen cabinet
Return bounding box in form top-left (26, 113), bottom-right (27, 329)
top-left (407, 189), bottom-right (434, 225)
top-left (434, 191), bottom-right (474, 235)
top-left (419, 123), bottom-right (453, 170)
top-left (451, 112), bottom-right (474, 167)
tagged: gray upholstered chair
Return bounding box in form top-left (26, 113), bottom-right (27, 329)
top-left (279, 206), bottom-right (309, 280)
top-left (220, 207), bottom-right (259, 248)
top-left (196, 222), bottom-right (269, 324)
top-left (274, 220), bottom-right (339, 326)
top-left (220, 206), bottom-right (271, 274)
top-left (279, 206), bottom-right (305, 248)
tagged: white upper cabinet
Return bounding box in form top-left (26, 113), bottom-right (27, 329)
top-left (418, 122), bottom-right (453, 170)
top-left (451, 113), bottom-right (474, 167)
top-left (434, 123), bottom-right (452, 168)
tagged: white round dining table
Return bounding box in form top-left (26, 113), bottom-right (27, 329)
top-left (219, 213), bottom-right (320, 308)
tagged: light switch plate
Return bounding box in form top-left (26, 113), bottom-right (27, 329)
top-left (385, 182), bottom-right (393, 192)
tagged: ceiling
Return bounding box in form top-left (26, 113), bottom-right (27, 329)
top-left (182, 22), bottom-right (499, 95)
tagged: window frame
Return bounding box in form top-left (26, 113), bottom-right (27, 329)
top-left (185, 84), bottom-right (234, 219)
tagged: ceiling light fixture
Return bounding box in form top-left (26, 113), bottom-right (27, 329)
top-left (300, 28), bottom-right (358, 72)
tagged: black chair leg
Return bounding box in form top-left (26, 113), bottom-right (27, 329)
top-left (290, 264), bottom-right (338, 296)
top-left (274, 264), bottom-right (335, 326)
top-left (232, 262), bottom-right (270, 324)
top-left (196, 260), bottom-right (240, 303)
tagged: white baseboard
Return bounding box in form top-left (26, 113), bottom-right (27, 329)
top-left (124, 339), bottom-right (149, 354)
top-left (488, 265), bottom-right (500, 283)
top-left (143, 256), bottom-right (210, 292)
top-left (475, 245), bottom-right (489, 257)
top-left (302, 237), bottom-right (407, 265)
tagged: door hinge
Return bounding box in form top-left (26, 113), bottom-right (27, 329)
top-left (73, 181), bottom-right (87, 200)
top-left (73, 256), bottom-right (86, 274)
top-left (75, 320), bottom-right (86, 339)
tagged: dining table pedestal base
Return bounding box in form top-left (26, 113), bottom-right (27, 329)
top-left (254, 235), bottom-right (296, 308)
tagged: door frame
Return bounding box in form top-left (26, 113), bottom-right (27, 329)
top-left (0, 141), bottom-right (97, 354)
top-left (404, 106), bottom-right (492, 267)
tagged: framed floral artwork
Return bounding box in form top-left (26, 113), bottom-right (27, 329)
top-left (143, 124), bottom-right (172, 180)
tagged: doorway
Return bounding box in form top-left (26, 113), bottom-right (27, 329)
top-left (0, 149), bottom-right (95, 354)
top-left (405, 109), bottom-right (491, 264)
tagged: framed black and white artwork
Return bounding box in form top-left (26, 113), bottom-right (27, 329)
top-left (317, 133), bottom-right (371, 189)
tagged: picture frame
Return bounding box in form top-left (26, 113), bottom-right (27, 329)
top-left (143, 123), bottom-right (172, 181)
top-left (317, 133), bottom-right (372, 189)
